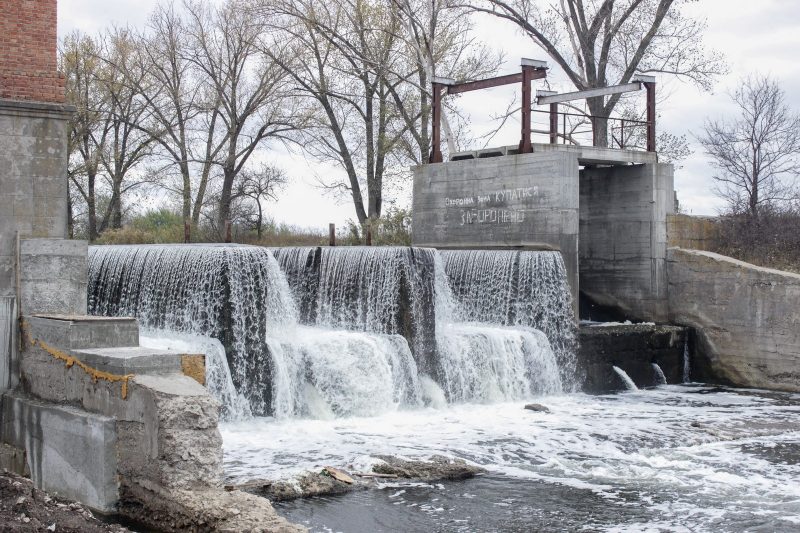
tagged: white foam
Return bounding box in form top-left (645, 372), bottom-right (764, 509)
top-left (221, 386), bottom-right (800, 529)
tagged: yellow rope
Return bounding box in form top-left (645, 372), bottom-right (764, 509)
top-left (19, 319), bottom-right (134, 400)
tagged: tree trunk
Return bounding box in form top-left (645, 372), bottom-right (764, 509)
top-left (87, 172), bottom-right (97, 241)
top-left (111, 178), bottom-right (122, 229)
top-left (256, 202), bottom-right (262, 240)
top-left (180, 159), bottom-right (192, 230)
top-left (218, 165), bottom-right (235, 235)
top-left (587, 96), bottom-right (609, 148)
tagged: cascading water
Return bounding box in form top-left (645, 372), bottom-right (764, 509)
top-left (683, 336), bottom-right (691, 383)
top-left (652, 362), bottom-right (668, 385)
top-left (89, 244), bottom-right (577, 419)
top-left (439, 249), bottom-right (577, 390)
top-left (432, 252), bottom-right (565, 400)
top-left (89, 244), bottom-right (296, 416)
top-left (273, 246), bottom-right (438, 376)
top-left (613, 366), bottom-right (639, 391)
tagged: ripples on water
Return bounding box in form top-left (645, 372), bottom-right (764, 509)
top-left (221, 385), bottom-right (800, 533)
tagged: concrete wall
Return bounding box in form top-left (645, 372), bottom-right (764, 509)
top-left (0, 100), bottom-right (71, 298)
top-left (0, 297), bottom-right (18, 395)
top-left (668, 248), bottom-right (800, 392)
top-left (667, 214), bottom-right (722, 251)
top-left (579, 163), bottom-right (674, 322)
top-left (20, 238), bottom-right (87, 315)
top-left (578, 324), bottom-right (687, 392)
top-left (411, 151), bottom-right (580, 308)
top-left (1, 392), bottom-right (118, 512)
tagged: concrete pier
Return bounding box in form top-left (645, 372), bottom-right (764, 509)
top-left (411, 148), bottom-right (675, 319)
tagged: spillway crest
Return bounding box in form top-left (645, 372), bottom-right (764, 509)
top-left (89, 245), bottom-right (576, 419)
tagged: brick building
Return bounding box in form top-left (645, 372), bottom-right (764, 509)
top-left (0, 0), bottom-right (65, 102)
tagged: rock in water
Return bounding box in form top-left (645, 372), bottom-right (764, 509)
top-left (372, 455), bottom-right (484, 481)
top-left (524, 403), bottom-right (550, 413)
top-left (323, 466), bottom-right (355, 484)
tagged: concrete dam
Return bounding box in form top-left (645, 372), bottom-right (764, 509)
top-left (2, 2), bottom-right (799, 527)
top-left (87, 245), bottom-right (581, 419)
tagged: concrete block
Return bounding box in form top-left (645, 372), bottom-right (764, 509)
top-left (19, 238), bottom-right (87, 315)
top-left (412, 151), bottom-right (581, 311)
top-left (668, 248), bottom-right (800, 391)
top-left (579, 163), bottom-right (674, 321)
top-left (24, 315), bottom-right (139, 349)
top-left (0, 392), bottom-right (118, 512)
top-left (73, 346), bottom-right (182, 375)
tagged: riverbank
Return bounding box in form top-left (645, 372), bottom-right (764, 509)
top-left (0, 470), bottom-right (130, 532)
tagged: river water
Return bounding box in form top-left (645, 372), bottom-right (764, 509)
top-left (221, 385), bottom-right (800, 533)
top-left (95, 245), bottom-right (800, 531)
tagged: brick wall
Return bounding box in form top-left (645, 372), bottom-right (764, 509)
top-left (0, 0), bottom-right (65, 103)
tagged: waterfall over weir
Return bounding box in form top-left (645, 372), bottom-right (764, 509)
top-left (89, 245), bottom-right (576, 420)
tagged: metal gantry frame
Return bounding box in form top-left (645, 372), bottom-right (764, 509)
top-left (429, 64), bottom-right (657, 162)
top-left (536, 74), bottom-right (656, 152)
top-left (429, 58), bottom-right (548, 163)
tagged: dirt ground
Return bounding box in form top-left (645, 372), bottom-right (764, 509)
top-left (0, 470), bottom-right (130, 533)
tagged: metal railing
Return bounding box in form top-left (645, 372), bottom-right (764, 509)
top-left (531, 109), bottom-right (651, 150)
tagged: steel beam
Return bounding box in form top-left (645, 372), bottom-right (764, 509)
top-left (536, 82), bottom-right (642, 105)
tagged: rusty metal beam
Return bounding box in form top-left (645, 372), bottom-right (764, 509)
top-left (429, 80), bottom-right (449, 163)
top-left (644, 80), bottom-right (656, 152)
top-left (447, 73), bottom-right (522, 94)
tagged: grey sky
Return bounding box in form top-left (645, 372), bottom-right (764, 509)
top-left (58, 0), bottom-right (800, 227)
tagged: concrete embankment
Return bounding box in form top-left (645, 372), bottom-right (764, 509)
top-left (667, 248), bottom-right (800, 392)
top-left (3, 314), bottom-right (303, 532)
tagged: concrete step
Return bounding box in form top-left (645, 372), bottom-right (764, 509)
top-left (24, 314), bottom-right (139, 349)
top-left (71, 346), bottom-right (183, 375)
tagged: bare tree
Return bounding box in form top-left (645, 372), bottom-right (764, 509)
top-left (266, 0), bottom-right (410, 226)
top-left (61, 31), bottom-right (153, 240)
top-left (264, 0), bottom-right (498, 227)
top-left (95, 29), bottom-right (155, 231)
top-left (116, 2), bottom-right (216, 232)
top-left (698, 75), bottom-right (800, 218)
top-left (234, 163), bottom-right (288, 238)
top-left (184, 0), bottom-right (297, 233)
top-left (390, 0), bottom-right (502, 163)
top-left (62, 31), bottom-right (104, 240)
top-left (463, 0), bottom-right (726, 146)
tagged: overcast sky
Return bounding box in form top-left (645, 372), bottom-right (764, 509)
top-left (58, 0), bottom-right (800, 228)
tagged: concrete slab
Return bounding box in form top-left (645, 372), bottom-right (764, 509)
top-left (24, 314), bottom-right (139, 349)
top-left (533, 143), bottom-right (658, 165)
top-left (0, 392), bottom-right (118, 512)
top-left (73, 346), bottom-right (182, 375)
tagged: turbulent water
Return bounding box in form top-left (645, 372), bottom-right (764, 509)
top-left (88, 244), bottom-right (800, 531)
top-left (440, 250), bottom-right (577, 388)
top-left (223, 385), bottom-right (800, 532)
top-left (89, 245), bottom-right (570, 418)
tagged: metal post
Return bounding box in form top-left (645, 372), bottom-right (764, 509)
top-left (549, 103), bottom-right (558, 144)
top-left (644, 80), bottom-right (656, 152)
top-left (329, 223), bottom-right (336, 247)
top-left (429, 82), bottom-right (444, 163)
top-left (224, 220), bottom-right (232, 243)
top-left (184, 222), bottom-right (191, 244)
top-left (519, 65), bottom-right (533, 153)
